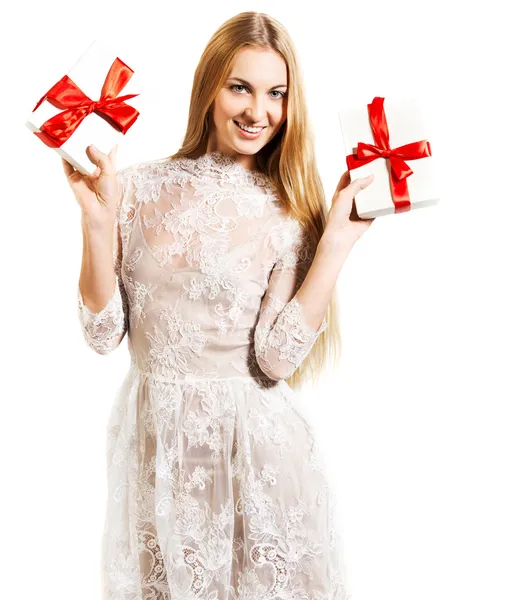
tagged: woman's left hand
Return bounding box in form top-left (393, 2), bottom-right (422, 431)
top-left (324, 170), bottom-right (376, 246)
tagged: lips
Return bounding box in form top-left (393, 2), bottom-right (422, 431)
top-left (234, 120), bottom-right (266, 130)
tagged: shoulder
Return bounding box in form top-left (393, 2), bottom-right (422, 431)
top-left (117, 158), bottom-right (198, 188)
top-left (115, 157), bottom-right (194, 205)
top-left (116, 157), bottom-right (173, 182)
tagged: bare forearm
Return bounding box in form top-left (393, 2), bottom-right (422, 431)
top-left (79, 216), bottom-right (117, 313)
top-left (294, 231), bottom-right (354, 331)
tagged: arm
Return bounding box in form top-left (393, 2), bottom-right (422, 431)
top-left (77, 171), bottom-right (130, 355)
top-left (254, 225), bottom-right (353, 381)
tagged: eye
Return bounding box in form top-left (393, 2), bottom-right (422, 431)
top-left (231, 84), bottom-right (248, 94)
top-left (230, 84), bottom-right (286, 99)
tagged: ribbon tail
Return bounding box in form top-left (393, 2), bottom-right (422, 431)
top-left (390, 172), bottom-right (411, 213)
top-left (33, 91), bottom-right (51, 113)
top-left (33, 129), bottom-right (62, 149)
top-left (390, 157), bottom-right (414, 181)
top-left (37, 107), bottom-right (89, 147)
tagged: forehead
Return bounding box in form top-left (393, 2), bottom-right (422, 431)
top-left (228, 47), bottom-right (288, 85)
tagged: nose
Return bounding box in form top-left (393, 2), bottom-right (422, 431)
top-left (244, 94), bottom-right (266, 123)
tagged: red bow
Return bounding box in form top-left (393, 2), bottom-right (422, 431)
top-left (31, 57), bottom-right (140, 148)
top-left (346, 97), bottom-right (432, 213)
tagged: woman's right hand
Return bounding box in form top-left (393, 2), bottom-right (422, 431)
top-left (62, 144), bottom-right (119, 229)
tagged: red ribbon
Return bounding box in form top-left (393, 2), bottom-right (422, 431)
top-left (31, 57), bottom-right (140, 148)
top-left (346, 97), bottom-right (432, 213)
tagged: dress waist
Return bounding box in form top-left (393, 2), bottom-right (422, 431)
top-left (131, 362), bottom-right (269, 385)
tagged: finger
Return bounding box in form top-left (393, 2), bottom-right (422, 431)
top-left (335, 170), bottom-right (351, 194)
top-left (343, 174), bottom-right (374, 198)
top-left (87, 144), bottom-right (113, 174)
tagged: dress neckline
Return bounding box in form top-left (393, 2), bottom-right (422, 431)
top-left (193, 150), bottom-right (276, 189)
top-left (198, 150), bottom-right (266, 176)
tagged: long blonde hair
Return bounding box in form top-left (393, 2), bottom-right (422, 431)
top-left (164, 11), bottom-right (343, 392)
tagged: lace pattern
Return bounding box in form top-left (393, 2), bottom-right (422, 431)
top-left (75, 151), bottom-right (350, 600)
top-left (77, 151), bottom-right (327, 379)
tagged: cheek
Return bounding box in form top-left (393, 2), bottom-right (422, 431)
top-left (271, 105), bottom-right (287, 127)
top-left (215, 90), bottom-right (242, 117)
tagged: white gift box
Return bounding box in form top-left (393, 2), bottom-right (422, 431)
top-left (338, 97), bottom-right (440, 219)
top-left (25, 39), bottom-right (140, 175)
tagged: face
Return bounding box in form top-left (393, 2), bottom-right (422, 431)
top-left (206, 46), bottom-right (288, 172)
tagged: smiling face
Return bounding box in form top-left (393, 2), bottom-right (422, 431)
top-left (206, 46), bottom-right (288, 172)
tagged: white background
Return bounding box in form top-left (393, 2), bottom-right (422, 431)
top-left (2, 1), bottom-right (511, 599)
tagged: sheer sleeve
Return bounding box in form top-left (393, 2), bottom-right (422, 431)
top-left (76, 169), bottom-right (132, 355)
top-left (254, 223), bottom-right (328, 381)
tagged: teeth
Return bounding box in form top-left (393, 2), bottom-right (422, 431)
top-left (236, 121), bottom-right (263, 133)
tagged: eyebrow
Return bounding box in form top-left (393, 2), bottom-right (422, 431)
top-left (228, 77), bottom-right (287, 90)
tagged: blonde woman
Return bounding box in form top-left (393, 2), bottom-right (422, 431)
top-left (64, 11), bottom-right (374, 600)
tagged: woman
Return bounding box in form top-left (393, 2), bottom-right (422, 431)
top-left (64, 11), bottom-right (374, 600)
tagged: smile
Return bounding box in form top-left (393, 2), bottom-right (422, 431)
top-left (234, 120), bottom-right (266, 133)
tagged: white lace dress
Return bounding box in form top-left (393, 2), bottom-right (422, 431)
top-left (77, 151), bottom-right (351, 600)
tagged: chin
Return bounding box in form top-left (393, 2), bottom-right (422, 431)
top-left (230, 140), bottom-right (260, 154)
